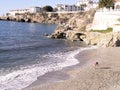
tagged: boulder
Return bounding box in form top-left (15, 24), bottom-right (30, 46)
top-left (65, 31), bottom-right (85, 41)
top-left (51, 31), bottom-right (66, 39)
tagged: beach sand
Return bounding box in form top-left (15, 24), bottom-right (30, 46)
top-left (24, 47), bottom-right (120, 90)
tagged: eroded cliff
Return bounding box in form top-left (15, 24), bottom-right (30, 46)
top-left (50, 9), bottom-right (120, 47)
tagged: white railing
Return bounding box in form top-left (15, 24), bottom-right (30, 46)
top-left (96, 8), bottom-right (120, 12)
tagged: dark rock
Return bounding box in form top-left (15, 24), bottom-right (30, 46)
top-left (20, 19), bottom-right (25, 22)
top-left (6, 17), bottom-right (10, 20)
top-left (43, 33), bottom-right (49, 36)
top-left (51, 32), bottom-right (66, 39)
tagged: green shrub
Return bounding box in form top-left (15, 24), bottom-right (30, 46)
top-left (91, 28), bottom-right (113, 33)
top-left (42, 5), bottom-right (53, 12)
top-left (99, 0), bottom-right (114, 9)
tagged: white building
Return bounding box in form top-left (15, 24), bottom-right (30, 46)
top-left (29, 7), bottom-right (41, 13)
top-left (8, 9), bottom-right (29, 16)
top-left (8, 7), bottom-right (41, 16)
top-left (114, 0), bottom-right (120, 10)
top-left (56, 4), bottom-right (83, 12)
top-left (86, 1), bottom-right (98, 10)
top-left (76, 0), bottom-right (98, 10)
top-left (76, 0), bottom-right (89, 6)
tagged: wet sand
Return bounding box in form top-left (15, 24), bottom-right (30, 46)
top-left (24, 47), bottom-right (120, 90)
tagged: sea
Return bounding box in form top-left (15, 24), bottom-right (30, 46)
top-left (0, 21), bottom-right (93, 90)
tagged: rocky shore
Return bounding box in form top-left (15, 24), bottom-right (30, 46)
top-left (1, 9), bottom-right (120, 47)
top-left (0, 12), bottom-right (76, 24)
top-left (50, 9), bottom-right (120, 47)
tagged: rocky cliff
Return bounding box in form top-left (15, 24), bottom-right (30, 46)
top-left (51, 9), bottom-right (95, 39)
top-left (50, 9), bottom-right (120, 47)
top-left (0, 12), bottom-right (75, 24)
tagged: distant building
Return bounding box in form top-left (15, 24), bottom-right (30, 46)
top-left (76, 0), bottom-right (89, 6)
top-left (114, 0), bottom-right (120, 10)
top-left (29, 7), bottom-right (41, 13)
top-left (76, 0), bottom-right (98, 10)
top-left (8, 9), bottom-right (29, 16)
top-left (56, 4), bottom-right (83, 12)
top-left (86, 1), bottom-right (98, 10)
top-left (7, 7), bottom-right (41, 16)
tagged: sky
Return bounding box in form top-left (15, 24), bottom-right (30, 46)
top-left (0, 0), bottom-right (76, 15)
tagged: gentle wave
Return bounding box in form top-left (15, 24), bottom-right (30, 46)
top-left (0, 41), bottom-right (55, 53)
top-left (0, 47), bottom-right (96, 90)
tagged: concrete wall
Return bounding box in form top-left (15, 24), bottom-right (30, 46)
top-left (113, 25), bottom-right (120, 32)
top-left (92, 11), bottom-right (120, 30)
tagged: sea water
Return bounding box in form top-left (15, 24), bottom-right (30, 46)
top-left (0, 21), bottom-right (92, 90)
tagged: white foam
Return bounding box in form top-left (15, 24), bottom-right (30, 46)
top-left (0, 47), bottom-right (96, 90)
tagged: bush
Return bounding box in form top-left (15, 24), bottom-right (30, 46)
top-left (99, 0), bottom-right (114, 8)
top-left (42, 5), bottom-right (53, 12)
top-left (91, 28), bottom-right (113, 33)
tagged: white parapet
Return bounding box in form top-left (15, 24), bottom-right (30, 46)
top-left (113, 24), bottom-right (120, 32)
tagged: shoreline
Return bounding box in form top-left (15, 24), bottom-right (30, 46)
top-left (23, 47), bottom-right (96, 90)
top-left (24, 47), bottom-right (120, 90)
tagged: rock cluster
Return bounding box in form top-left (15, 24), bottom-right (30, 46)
top-left (83, 32), bottom-right (120, 47)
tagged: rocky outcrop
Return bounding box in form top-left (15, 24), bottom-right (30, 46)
top-left (82, 32), bottom-right (120, 47)
top-left (51, 9), bottom-right (96, 40)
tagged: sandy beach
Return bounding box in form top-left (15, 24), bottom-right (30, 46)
top-left (24, 47), bottom-right (120, 90)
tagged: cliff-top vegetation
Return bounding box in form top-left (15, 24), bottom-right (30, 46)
top-left (91, 28), bottom-right (113, 33)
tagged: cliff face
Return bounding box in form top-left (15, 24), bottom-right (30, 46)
top-left (51, 9), bottom-right (96, 40)
top-left (1, 12), bottom-right (74, 24)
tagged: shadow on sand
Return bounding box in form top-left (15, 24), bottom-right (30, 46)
top-left (100, 67), bottom-right (111, 69)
